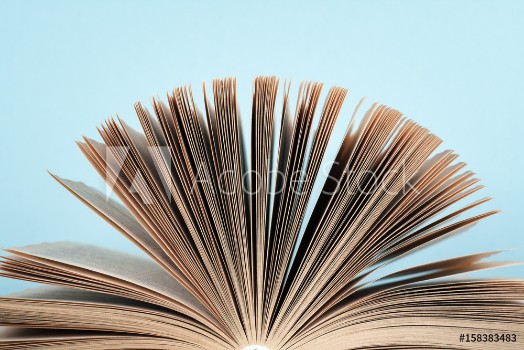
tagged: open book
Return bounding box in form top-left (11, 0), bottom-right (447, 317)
top-left (1, 77), bottom-right (522, 349)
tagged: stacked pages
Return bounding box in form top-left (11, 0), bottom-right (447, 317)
top-left (1, 77), bottom-right (522, 349)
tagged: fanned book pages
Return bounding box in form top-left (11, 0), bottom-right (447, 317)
top-left (1, 76), bottom-right (523, 349)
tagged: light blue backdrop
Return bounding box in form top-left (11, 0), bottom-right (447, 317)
top-left (1, 0), bottom-right (523, 294)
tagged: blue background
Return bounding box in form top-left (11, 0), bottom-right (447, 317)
top-left (1, 0), bottom-right (523, 293)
